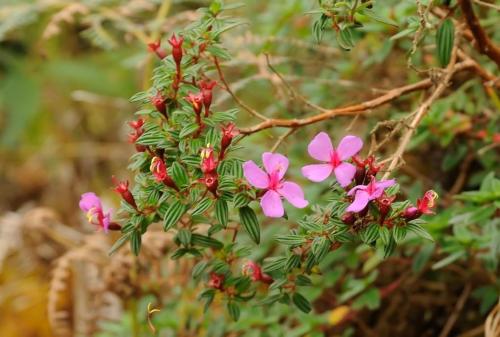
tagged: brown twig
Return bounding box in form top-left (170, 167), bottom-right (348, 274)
top-left (213, 56), bottom-right (269, 121)
top-left (458, 0), bottom-right (500, 67)
top-left (270, 128), bottom-right (296, 152)
top-left (438, 283), bottom-right (472, 337)
top-left (240, 60), bottom-right (475, 135)
top-left (382, 42), bottom-right (461, 179)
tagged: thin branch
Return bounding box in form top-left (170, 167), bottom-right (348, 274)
top-left (382, 43), bottom-right (461, 179)
top-left (240, 60), bottom-right (475, 135)
top-left (213, 56), bottom-right (269, 121)
top-left (270, 128), bottom-right (296, 152)
top-left (473, 0), bottom-right (500, 11)
top-left (458, 0), bottom-right (500, 67)
top-left (438, 283), bottom-right (472, 337)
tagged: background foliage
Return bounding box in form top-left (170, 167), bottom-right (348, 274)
top-left (0, 0), bottom-right (498, 336)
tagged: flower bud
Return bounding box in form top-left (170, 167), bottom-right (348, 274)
top-left (200, 146), bottom-right (217, 174)
top-left (341, 212), bottom-right (355, 225)
top-left (242, 260), bottom-right (273, 284)
top-left (186, 92), bottom-right (203, 116)
top-left (168, 33), bottom-right (184, 66)
top-left (147, 41), bottom-right (167, 60)
top-left (151, 92), bottom-right (167, 118)
top-left (208, 272), bottom-right (225, 290)
top-left (403, 206), bottom-right (421, 221)
top-left (112, 177), bottom-right (137, 209)
top-left (199, 80), bottom-right (217, 116)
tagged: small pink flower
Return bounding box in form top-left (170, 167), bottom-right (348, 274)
top-left (346, 177), bottom-right (395, 213)
top-left (302, 132), bottom-right (363, 187)
top-left (79, 192), bottom-right (111, 232)
top-left (243, 152), bottom-right (308, 218)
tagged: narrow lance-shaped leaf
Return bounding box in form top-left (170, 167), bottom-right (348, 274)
top-left (163, 200), bottom-right (187, 231)
top-left (436, 18), bottom-right (454, 67)
top-left (239, 206), bottom-right (260, 244)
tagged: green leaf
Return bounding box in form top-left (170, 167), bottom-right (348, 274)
top-left (170, 162), bottom-right (189, 188)
top-left (383, 237), bottom-right (396, 258)
top-left (359, 8), bottom-right (398, 27)
top-left (192, 260), bottom-right (209, 279)
top-left (191, 233), bottom-right (224, 250)
top-left (311, 236), bottom-right (331, 263)
top-left (436, 18), bottom-right (455, 67)
top-left (177, 229), bottom-right (192, 246)
top-left (432, 251), bottom-right (466, 270)
top-left (130, 231), bottom-right (142, 256)
top-left (179, 122), bottom-right (199, 138)
top-left (163, 200), bottom-right (187, 231)
top-left (215, 199), bottom-right (228, 227)
top-left (292, 292), bottom-right (312, 313)
top-left (336, 26), bottom-right (355, 50)
top-left (227, 302), bottom-right (240, 321)
top-left (108, 233), bottom-right (132, 256)
top-left (412, 243), bottom-right (435, 272)
top-left (352, 288), bottom-right (381, 310)
top-left (295, 275), bottom-right (313, 287)
top-left (239, 206), bottom-right (260, 244)
top-left (285, 254), bottom-right (301, 272)
top-left (263, 256), bottom-right (287, 273)
top-left (392, 226), bottom-right (407, 244)
top-left (360, 224), bottom-right (379, 244)
top-left (233, 193), bottom-right (250, 208)
top-left (191, 197), bottom-right (214, 215)
top-left (275, 234), bottom-right (307, 246)
top-left (406, 222), bottom-right (434, 241)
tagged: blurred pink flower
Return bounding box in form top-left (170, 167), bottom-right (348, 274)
top-left (346, 177), bottom-right (395, 212)
top-left (302, 132), bottom-right (363, 187)
top-left (79, 192), bottom-right (111, 232)
top-left (243, 152), bottom-right (308, 218)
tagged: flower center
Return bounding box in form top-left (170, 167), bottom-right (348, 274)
top-left (330, 151), bottom-right (341, 168)
top-left (268, 170), bottom-right (282, 190)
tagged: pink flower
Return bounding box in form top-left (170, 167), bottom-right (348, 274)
top-left (242, 260), bottom-right (273, 284)
top-left (79, 192), bottom-right (111, 232)
top-left (346, 177), bottom-right (396, 213)
top-left (302, 133), bottom-right (363, 187)
top-left (243, 152), bottom-right (308, 218)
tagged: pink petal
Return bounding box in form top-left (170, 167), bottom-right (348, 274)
top-left (260, 190), bottom-right (284, 218)
top-left (333, 162), bottom-right (356, 187)
top-left (307, 132), bottom-right (333, 161)
top-left (347, 184), bottom-right (367, 196)
top-left (301, 164), bottom-right (333, 182)
top-left (102, 212), bottom-right (111, 233)
top-left (376, 179), bottom-right (396, 190)
top-left (372, 179), bottom-right (396, 198)
top-left (79, 192), bottom-right (101, 212)
top-left (278, 181), bottom-right (308, 208)
top-left (262, 152), bottom-right (289, 180)
top-left (346, 191), bottom-right (370, 212)
top-left (336, 135), bottom-right (363, 161)
top-left (243, 161), bottom-right (269, 189)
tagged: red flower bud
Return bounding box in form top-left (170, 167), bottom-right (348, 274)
top-left (199, 80), bottom-right (217, 117)
top-left (242, 260), bottom-right (273, 284)
top-left (493, 133), bottom-right (500, 144)
top-left (112, 176), bottom-right (137, 209)
top-left (341, 212), bottom-right (355, 225)
top-left (376, 194), bottom-right (396, 224)
top-left (128, 118), bottom-right (144, 130)
top-left (208, 272), bottom-right (225, 290)
top-left (151, 91), bottom-right (168, 118)
top-left (150, 157), bottom-right (178, 190)
top-left (127, 119), bottom-right (146, 152)
top-left (186, 92), bottom-right (203, 116)
top-left (168, 33), bottom-right (184, 66)
top-left (416, 190), bottom-right (438, 215)
top-left (403, 206), bottom-right (421, 221)
top-left (220, 123), bottom-right (238, 156)
top-left (147, 41), bottom-right (167, 60)
top-left (201, 146), bottom-right (217, 174)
